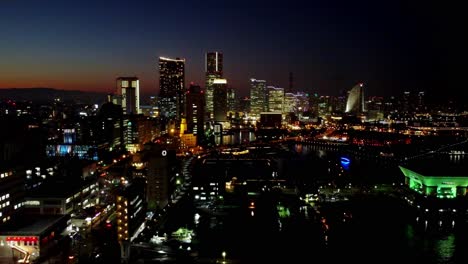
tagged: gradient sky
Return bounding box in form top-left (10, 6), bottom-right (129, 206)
top-left (0, 0), bottom-right (465, 98)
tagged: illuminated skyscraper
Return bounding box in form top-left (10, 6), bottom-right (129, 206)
top-left (116, 77), bottom-right (140, 115)
top-left (249, 78), bottom-right (267, 118)
top-left (213, 79), bottom-right (227, 122)
top-left (158, 57), bottom-right (185, 119)
top-left (267, 86), bottom-right (284, 112)
top-left (205, 52), bottom-right (223, 118)
top-left (345, 83), bottom-right (365, 114)
top-left (227, 87), bottom-right (237, 113)
top-left (186, 84), bottom-right (205, 143)
top-left (283, 92), bottom-right (298, 114)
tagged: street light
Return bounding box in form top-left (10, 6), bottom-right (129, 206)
top-left (222, 251), bottom-right (226, 262)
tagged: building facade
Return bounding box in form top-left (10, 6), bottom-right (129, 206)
top-left (345, 83), bottom-right (365, 114)
top-left (158, 57), bottom-right (185, 119)
top-left (116, 77), bottom-right (140, 115)
top-left (185, 84), bottom-right (205, 143)
top-left (205, 52), bottom-right (223, 119)
top-left (116, 178), bottom-right (146, 242)
top-left (267, 86), bottom-right (284, 113)
top-left (0, 169), bottom-right (23, 226)
top-left (213, 79), bottom-right (228, 122)
top-left (250, 79), bottom-right (267, 118)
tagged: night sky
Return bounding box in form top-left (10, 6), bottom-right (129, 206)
top-left (0, 0), bottom-right (465, 98)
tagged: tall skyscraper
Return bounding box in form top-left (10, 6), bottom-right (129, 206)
top-left (345, 83), bottom-right (365, 114)
top-left (144, 145), bottom-right (176, 210)
top-left (249, 78), bottom-right (267, 118)
top-left (186, 84), bottom-right (205, 143)
top-left (205, 52), bottom-right (223, 119)
top-left (227, 87), bottom-right (237, 113)
top-left (213, 79), bottom-right (227, 122)
top-left (116, 77), bottom-right (140, 115)
top-left (158, 57), bottom-right (185, 119)
top-left (267, 86), bottom-right (284, 112)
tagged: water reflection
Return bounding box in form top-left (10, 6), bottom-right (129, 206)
top-left (435, 234), bottom-right (455, 263)
top-left (222, 131), bottom-right (255, 145)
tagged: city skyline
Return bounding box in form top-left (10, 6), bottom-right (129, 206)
top-left (0, 0), bottom-right (464, 99)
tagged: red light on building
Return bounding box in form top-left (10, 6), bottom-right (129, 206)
top-left (6, 236), bottom-right (39, 242)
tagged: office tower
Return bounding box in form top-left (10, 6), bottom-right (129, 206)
top-left (205, 52), bottom-right (223, 118)
top-left (158, 57), bottom-right (185, 119)
top-left (416, 91), bottom-right (425, 113)
top-left (345, 83), bottom-right (365, 114)
top-left (283, 92), bottom-right (298, 114)
top-left (227, 87), bottom-right (237, 113)
top-left (249, 78), bottom-right (267, 118)
top-left (366, 96), bottom-right (385, 120)
top-left (116, 178), bottom-right (146, 242)
top-left (116, 77), bottom-right (140, 115)
top-left (145, 145), bottom-right (176, 210)
top-left (267, 86), bottom-right (284, 112)
top-left (98, 100), bottom-right (124, 148)
top-left (186, 84), bottom-right (205, 143)
top-left (213, 79), bottom-right (228, 122)
top-left (295, 92), bottom-right (310, 112)
top-left (402, 91), bottom-right (411, 113)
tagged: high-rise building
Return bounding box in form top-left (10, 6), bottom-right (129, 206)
top-left (98, 100), bottom-right (124, 149)
top-left (206, 52), bottom-right (223, 75)
top-left (283, 92), bottom-right (298, 114)
top-left (416, 91), bottom-right (425, 113)
top-left (0, 168), bottom-right (24, 226)
top-left (116, 178), bottom-right (146, 242)
top-left (213, 79), bottom-right (227, 122)
top-left (227, 87), bottom-right (237, 113)
top-left (158, 57), bottom-right (185, 119)
top-left (295, 92), bottom-right (310, 113)
top-left (116, 77), bottom-right (140, 115)
top-left (267, 86), bottom-right (284, 112)
top-left (186, 84), bottom-right (205, 143)
top-left (249, 78), bottom-right (267, 118)
top-left (205, 52), bottom-right (223, 118)
top-left (402, 91), bottom-right (411, 113)
top-left (345, 83), bottom-right (365, 114)
top-left (144, 145), bottom-right (176, 210)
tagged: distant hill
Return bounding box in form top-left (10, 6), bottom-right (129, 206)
top-left (0, 88), bottom-right (107, 104)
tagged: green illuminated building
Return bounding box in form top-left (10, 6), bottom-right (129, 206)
top-left (399, 166), bottom-right (468, 199)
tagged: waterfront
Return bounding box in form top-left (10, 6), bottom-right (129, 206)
top-left (131, 143), bottom-right (468, 263)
